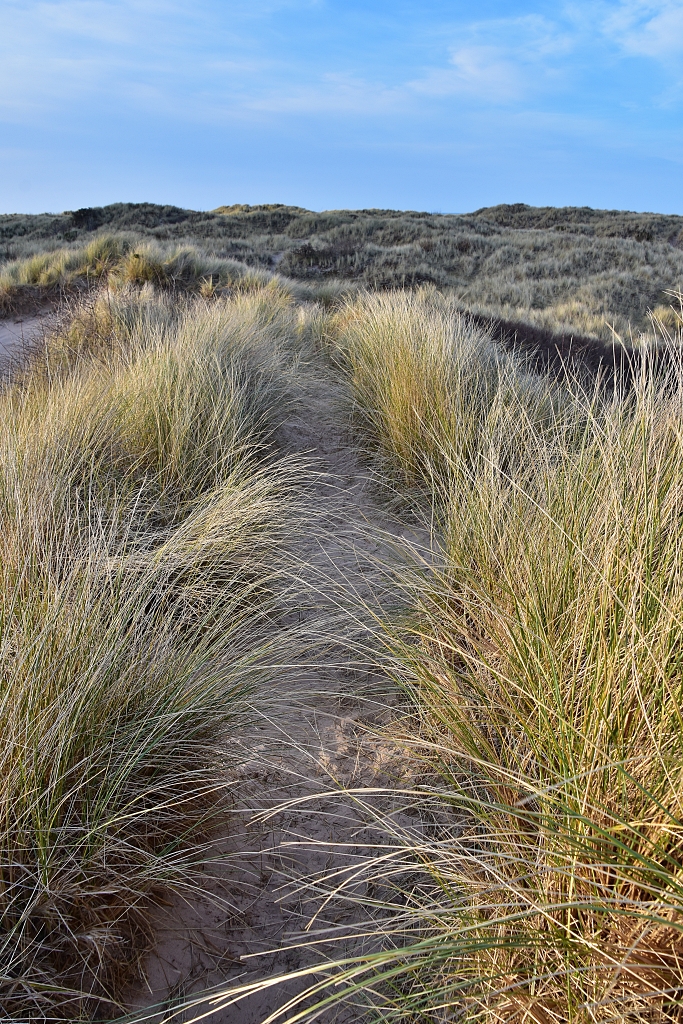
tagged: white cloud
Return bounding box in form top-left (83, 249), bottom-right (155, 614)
top-left (251, 15), bottom-right (572, 118)
top-left (245, 21), bottom-right (561, 117)
top-left (406, 15), bottom-right (575, 105)
top-left (37, 1), bottom-right (155, 45)
top-left (0, 0), bottom-right (254, 120)
top-left (4, 0), bottom-right (185, 47)
top-left (409, 46), bottom-right (525, 103)
top-left (602, 1), bottom-right (683, 58)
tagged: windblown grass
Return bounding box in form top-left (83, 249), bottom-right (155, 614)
top-left (0, 235), bottom-right (282, 314)
top-left (0, 287), bottom-right (303, 1018)
top-left (0, 232), bottom-right (359, 318)
top-left (4, 202), bottom-right (683, 338)
top-left (280, 290), bottom-right (683, 1022)
top-left (331, 289), bottom-right (569, 496)
top-left (8, 266), bottom-right (683, 1021)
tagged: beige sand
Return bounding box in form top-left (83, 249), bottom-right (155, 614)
top-left (0, 313), bottom-right (49, 366)
top-left (125, 373), bottom-right (429, 1023)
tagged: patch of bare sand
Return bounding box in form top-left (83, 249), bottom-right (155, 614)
top-left (124, 374), bottom-right (431, 1024)
top-left (0, 312), bottom-right (52, 369)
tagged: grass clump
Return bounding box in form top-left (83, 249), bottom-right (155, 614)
top-left (110, 242), bottom-right (273, 294)
top-left (0, 231), bottom-right (356, 318)
top-left (0, 236), bottom-right (126, 312)
top-left (288, 291), bottom-right (683, 1022)
top-left (331, 289), bottom-right (565, 496)
top-left (0, 235), bottom-right (278, 314)
top-left (384, 395), bottom-right (683, 1019)
top-left (0, 287), bottom-right (302, 1018)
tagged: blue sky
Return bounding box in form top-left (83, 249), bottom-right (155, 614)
top-left (1, 0), bottom-right (682, 214)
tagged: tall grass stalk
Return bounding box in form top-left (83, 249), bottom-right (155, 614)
top-left (375, 385), bottom-right (683, 1020)
top-left (280, 292), bottom-right (683, 1022)
top-left (0, 288), bottom-right (303, 1018)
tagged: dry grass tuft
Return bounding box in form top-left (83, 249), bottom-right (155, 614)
top-left (0, 234), bottom-right (358, 318)
top-left (0, 287), bottom-right (305, 1019)
top-left (261, 289), bottom-right (683, 1023)
top-left (330, 289), bottom-right (569, 496)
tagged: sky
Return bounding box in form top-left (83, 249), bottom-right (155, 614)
top-left (1, 0), bottom-right (682, 215)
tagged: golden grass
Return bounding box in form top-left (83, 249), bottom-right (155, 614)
top-left (331, 289), bottom-right (567, 494)
top-left (0, 286), bottom-right (304, 1018)
top-left (290, 290), bottom-right (683, 1023)
top-left (8, 278), bottom-right (683, 1021)
top-left (0, 234), bottom-right (277, 315)
top-left (0, 234), bottom-right (357, 316)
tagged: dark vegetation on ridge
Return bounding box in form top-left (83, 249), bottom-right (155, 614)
top-left (2, 202), bottom-right (683, 386)
top-left (477, 312), bottom-right (680, 388)
top-left (4, 201), bottom-right (682, 253)
top-left (2, 201), bottom-right (683, 339)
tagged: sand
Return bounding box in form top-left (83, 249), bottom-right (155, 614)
top-left (0, 312), bottom-right (49, 365)
top-left (125, 371), bottom-right (430, 1023)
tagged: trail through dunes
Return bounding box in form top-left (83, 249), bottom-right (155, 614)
top-left (125, 368), bottom-right (428, 1024)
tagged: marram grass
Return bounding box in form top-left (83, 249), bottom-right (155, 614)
top-left (0, 287), bottom-right (305, 1019)
top-left (0, 234), bottom-right (272, 308)
top-left (330, 288), bottom-right (573, 495)
top-left (0, 233), bottom-right (358, 315)
top-left (336, 292), bottom-right (683, 1022)
top-left (7, 280), bottom-right (683, 1022)
top-left (198, 291), bottom-right (683, 1024)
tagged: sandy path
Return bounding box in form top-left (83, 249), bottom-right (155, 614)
top-left (126, 369), bottom-right (426, 1023)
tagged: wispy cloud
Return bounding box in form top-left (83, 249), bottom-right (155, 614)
top-left (404, 4), bottom-right (683, 111)
top-left (602, 1), bottom-right (683, 58)
top-left (246, 73), bottom-right (403, 115)
top-left (1, 0), bottom-right (682, 128)
top-left (409, 46), bottom-right (525, 103)
top-left (406, 14), bottom-right (575, 105)
top-left (252, 12), bottom-right (578, 115)
top-left (0, 1), bottom-right (238, 119)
